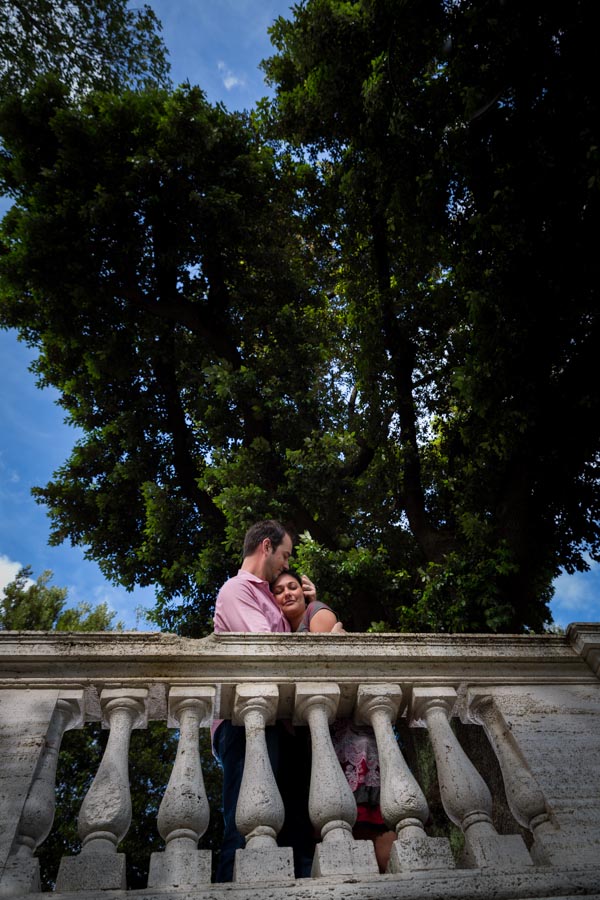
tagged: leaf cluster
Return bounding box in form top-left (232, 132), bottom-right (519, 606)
top-left (0, 0), bottom-right (169, 98)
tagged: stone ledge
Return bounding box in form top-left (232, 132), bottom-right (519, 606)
top-left (21, 864), bottom-right (600, 900)
top-left (2, 630), bottom-right (597, 721)
top-left (568, 623), bottom-right (600, 679)
top-left (0, 630), bottom-right (579, 658)
top-left (0, 630), bottom-right (592, 680)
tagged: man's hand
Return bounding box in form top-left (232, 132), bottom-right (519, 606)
top-left (331, 620), bottom-right (347, 634)
top-left (301, 574), bottom-right (317, 604)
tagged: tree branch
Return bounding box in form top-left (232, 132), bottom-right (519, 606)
top-left (371, 207), bottom-right (452, 562)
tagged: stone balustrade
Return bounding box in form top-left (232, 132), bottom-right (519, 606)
top-left (1, 625), bottom-right (600, 900)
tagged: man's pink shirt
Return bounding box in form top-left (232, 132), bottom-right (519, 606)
top-left (213, 569), bottom-right (291, 633)
top-left (212, 570), bottom-right (289, 741)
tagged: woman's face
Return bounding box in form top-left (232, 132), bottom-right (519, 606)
top-left (271, 573), bottom-right (306, 623)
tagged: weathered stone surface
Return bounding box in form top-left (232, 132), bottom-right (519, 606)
top-left (25, 864), bottom-right (600, 900)
top-left (153, 688), bottom-right (214, 884)
top-left (2, 628), bottom-right (600, 899)
top-left (568, 623), bottom-right (600, 677)
top-left (0, 630), bottom-right (593, 723)
top-left (233, 846), bottom-right (294, 882)
top-left (475, 683), bottom-right (600, 868)
top-left (0, 855), bottom-right (40, 896)
top-left (55, 851), bottom-right (126, 892)
top-left (388, 830), bottom-right (455, 873)
top-left (295, 683), bottom-right (363, 858)
top-left (0, 688), bottom-right (60, 872)
top-left (147, 846), bottom-right (212, 888)
top-left (233, 684), bottom-right (286, 856)
top-left (311, 836), bottom-right (379, 877)
top-left (461, 830), bottom-right (533, 869)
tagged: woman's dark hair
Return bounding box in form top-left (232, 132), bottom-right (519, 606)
top-left (269, 568), bottom-right (303, 592)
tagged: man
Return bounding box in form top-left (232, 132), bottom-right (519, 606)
top-left (213, 520), bottom-right (314, 881)
top-left (213, 519), bottom-right (293, 635)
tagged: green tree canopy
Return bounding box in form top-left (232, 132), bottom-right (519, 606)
top-left (0, 80), bottom-right (359, 633)
top-left (1, 1), bottom-right (599, 635)
top-left (0, 0), bottom-right (169, 97)
top-left (0, 564), bottom-right (120, 630)
top-left (261, 0), bottom-right (600, 631)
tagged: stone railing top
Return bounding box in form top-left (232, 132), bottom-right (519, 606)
top-left (1, 626), bottom-right (598, 723)
top-left (0, 626), bottom-right (596, 664)
top-left (0, 627), bottom-right (586, 652)
top-left (566, 622), bottom-right (600, 678)
top-left (0, 627), bottom-right (586, 667)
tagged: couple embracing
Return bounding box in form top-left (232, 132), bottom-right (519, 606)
top-left (212, 519), bottom-right (393, 881)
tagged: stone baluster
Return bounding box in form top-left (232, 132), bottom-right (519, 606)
top-left (295, 682), bottom-right (378, 877)
top-left (231, 684), bottom-right (294, 882)
top-left (0, 691), bottom-right (83, 897)
top-left (56, 687), bottom-right (148, 891)
top-left (148, 687), bottom-right (215, 887)
top-left (355, 684), bottom-right (454, 873)
top-left (412, 687), bottom-right (532, 869)
top-left (466, 693), bottom-right (551, 831)
top-left (465, 691), bottom-right (567, 866)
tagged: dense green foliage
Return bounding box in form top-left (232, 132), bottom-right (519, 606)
top-left (1, 1), bottom-right (599, 634)
top-left (0, 0), bottom-right (169, 97)
top-left (0, 565), bottom-right (120, 630)
top-left (266, 0), bottom-right (600, 632)
top-left (0, 79), bottom-right (342, 633)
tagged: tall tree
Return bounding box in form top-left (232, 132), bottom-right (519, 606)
top-left (0, 0), bottom-right (169, 97)
top-left (261, 0), bottom-right (600, 631)
top-left (2, 2), bottom-right (599, 636)
top-left (0, 80), bottom-right (362, 633)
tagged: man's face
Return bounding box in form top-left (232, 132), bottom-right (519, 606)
top-left (264, 532), bottom-right (292, 583)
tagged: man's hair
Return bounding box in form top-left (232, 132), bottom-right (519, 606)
top-left (243, 519), bottom-right (290, 558)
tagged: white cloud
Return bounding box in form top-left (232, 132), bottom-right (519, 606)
top-left (0, 450), bottom-right (20, 486)
top-left (217, 60), bottom-right (246, 91)
top-left (0, 554), bottom-right (33, 593)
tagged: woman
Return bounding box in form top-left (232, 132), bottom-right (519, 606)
top-left (270, 569), bottom-right (396, 873)
top-left (270, 569), bottom-right (339, 633)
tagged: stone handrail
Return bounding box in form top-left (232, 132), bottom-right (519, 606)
top-left (1, 625), bottom-right (600, 899)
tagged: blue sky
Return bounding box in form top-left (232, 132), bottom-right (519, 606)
top-left (1, 1), bottom-right (599, 631)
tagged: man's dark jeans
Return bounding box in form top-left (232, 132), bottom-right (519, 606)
top-left (213, 720), bottom-right (314, 882)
